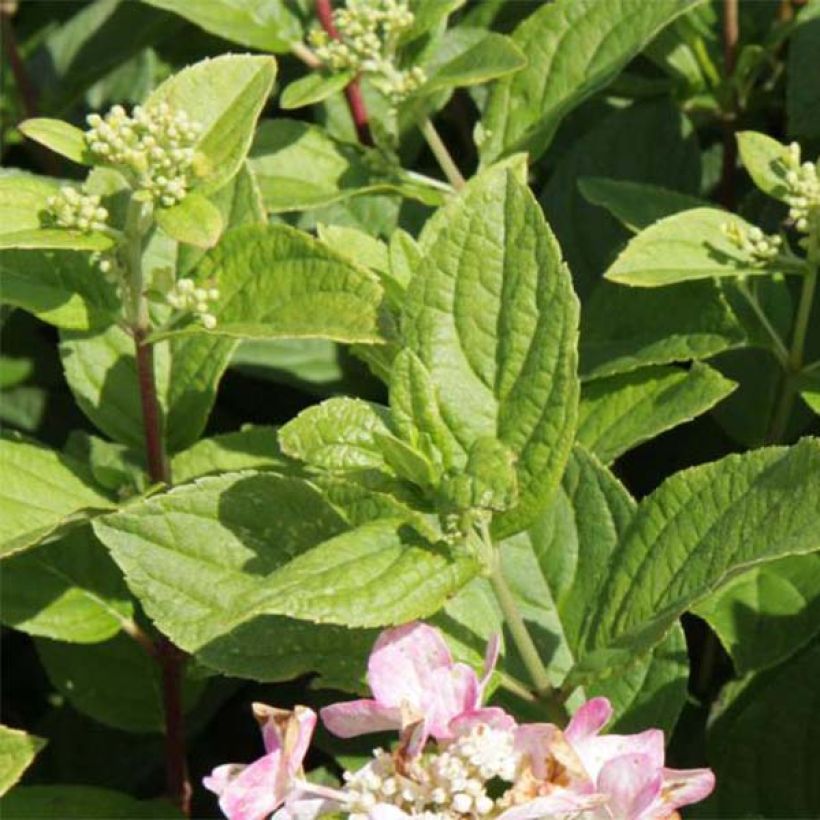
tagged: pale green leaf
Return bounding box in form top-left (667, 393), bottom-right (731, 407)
top-left (736, 130), bottom-right (793, 200)
top-left (18, 119), bottom-right (90, 165)
top-left (692, 553), bottom-right (820, 675)
top-left (1, 527), bottom-right (132, 644)
top-left (146, 54), bottom-right (277, 191)
top-left (0, 436), bottom-right (112, 559)
top-left (604, 207), bottom-right (786, 287)
top-left (705, 639), bottom-right (820, 816)
top-left (317, 224), bottom-right (389, 273)
top-left (278, 398), bottom-right (393, 472)
top-left (581, 281), bottom-right (745, 380)
top-left (181, 224), bottom-right (388, 343)
top-left (281, 71), bottom-right (354, 110)
top-left (36, 633), bottom-right (204, 733)
top-left (0, 786), bottom-right (182, 819)
top-left (571, 439), bottom-right (820, 684)
top-left (405, 165), bottom-right (579, 537)
top-left (0, 727), bottom-right (45, 797)
top-left (578, 363), bottom-right (737, 464)
top-left (480, 0), bottom-right (705, 163)
top-left (0, 175), bottom-right (59, 235)
top-left (0, 229), bottom-right (113, 252)
top-left (787, 0), bottom-right (820, 139)
top-left (420, 32), bottom-right (526, 93)
top-left (154, 192), bottom-right (223, 249)
top-left (140, 0), bottom-right (304, 53)
top-left (171, 427), bottom-right (287, 483)
top-left (578, 177), bottom-right (706, 232)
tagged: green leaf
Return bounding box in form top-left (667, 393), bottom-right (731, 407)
top-left (140, 0), bottom-right (304, 53)
top-left (18, 119), bottom-right (90, 165)
top-left (146, 54), bottom-right (277, 191)
top-left (0, 175), bottom-right (59, 235)
top-left (60, 323), bottom-right (236, 453)
top-left (92, 472), bottom-right (475, 655)
top-left (692, 553), bottom-right (820, 675)
top-left (787, 0), bottom-right (820, 139)
top-left (578, 363), bottom-right (737, 465)
top-left (480, 0), bottom-right (705, 163)
top-left (736, 131), bottom-right (793, 201)
top-left (419, 32), bottom-right (526, 93)
top-left (317, 224), bottom-right (390, 273)
top-left (0, 727), bottom-right (45, 797)
top-left (154, 192), bottom-right (223, 249)
top-left (405, 165), bottom-right (579, 537)
top-left (571, 438), bottom-right (820, 683)
top-left (800, 369), bottom-right (820, 415)
top-left (578, 177), bottom-right (706, 232)
top-left (278, 398), bottom-right (393, 472)
top-left (281, 71), bottom-right (354, 110)
top-left (171, 427), bottom-right (287, 483)
top-left (604, 207), bottom-right (783, 287)
top-left (540, 99), bottom-right (702, 298)
top-left (248, 121), bottom-right (443, 214)
top-left (181, 224), bottom-right (388, 343)
top-left (0, 527), bottom-right (132, 644)
top-left (0, 436), bottom-right (112, 558)
top-left (581, 282), bottom-right (745, 380)
top-left (1, 786), bottom-right (182, 819)
top-left (0, 229), bottom-right (114, 252)
top-left (35, 633), bottom-right (204, 733)
top-left (705, 639), bottom-right (820, 817)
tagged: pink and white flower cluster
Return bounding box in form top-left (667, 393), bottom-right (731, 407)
top-left (205, 623), bottom-right (714, 820)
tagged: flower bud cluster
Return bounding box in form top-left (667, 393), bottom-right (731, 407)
top-left (85, 103), bottom-right (202, 207)
top-left (308, 0), bottom-right (426, 104)
top-left (46, 186), bottom-right (109, 233)
top-left (782, 142), bottom-right (819, 233)
top-left (165, 277), bottom-right (219, 329)
top-left (722, 221), bottom-right (783, 264)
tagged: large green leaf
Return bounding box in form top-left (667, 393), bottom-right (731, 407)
top-left (0, 229), bottom-right (114, 253)
top-left (1, 527), bottom-right (132, 644)
top-left (787, 0), bottom-right (820, 139)
top-left (604, 207), bottom-right (791, 287)
top-left (540, 99), bottom-right (701, 298)
top-left (0, 248), bottom-right (119, 331)
top-left (705, 639), bottom-right (820, 817)
top-left (572, 438), bottom-right (820, 683)
top-left (692, 553), bottom-right (820, 675)
top-left (578, 363), bottom-right (737, 465)
top-left (480, 0), bottom-right (705, 163)
top-left (145, 54), bottom-right (277, 191)
top-left (0, 175), bottom-right (59, 235)
top-left (140, 0), bottom-right (304, 53)
top-left (0, 436), bottom-right (112, 558)
top-left (580, 282), bottom-right (745, 380)
top-left (0, 727), bottom-right (45, 797)
top-left (181, 224), bottom-right (388, 343)
top-left (18, 119), bottom-right (89, 166)
top-left (60, 324), bottom-right (236, 454)
top-left (35, 633), bottom-right (204, 733)
top-left (93, 472), bottom-right (476, 658)
top-left (1, 785), bottom-right (182, 818)
top-left (405, 165), bottom-right (579, 537)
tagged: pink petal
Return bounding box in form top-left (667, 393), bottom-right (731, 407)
top-left (214, 750), bottom-right (284, 820)
top-left (286, 707), bottom-right (318, 775)
top-left (657, 767), bottom-right (716, 814)
top-left (565, 697), bottom-right (613, 743)
top-left (513, 723), bottom-right (564, 781)
top-left (450, 707), bottom-right (516, 736)
top-left (320, 699), bottom-right (403, 738)
top-left (479, 633), bottom-right (501, 695)
top-left (423, 663), bottom-right (480, 739)
top-left (366, 622), bottom-right (453, 708)
top-left (203, 763), bottom-right (244, 797)
top-left (497, 789), bottom-right (606, 819)
top-left (574, 729), bottom-right (665, 783)
top-left (598, 754), bottom-right (663, 819)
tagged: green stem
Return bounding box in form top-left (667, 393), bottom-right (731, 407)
top-left (737, 281), bottom-right (789, 366)
top-left (418, 116), bottom-right (465, 190)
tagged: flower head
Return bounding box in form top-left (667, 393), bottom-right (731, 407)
top-left (204, 703), bottom-right (316, 820)
top-left (46, 186), bottom-right (109, 233)
top-left (321, 622), bottom-right (504, 748)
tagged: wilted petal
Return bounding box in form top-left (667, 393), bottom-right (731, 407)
top-left (598, 754), bottom-right (663, 819)
top-left (210, 751), bottom-right (283, 820)
top-left (320, 698), bottom-right (403, 738)
top-left (656, 767), bottom-right (716, 815)
top-left (367, 622), bottom-right (453, 707)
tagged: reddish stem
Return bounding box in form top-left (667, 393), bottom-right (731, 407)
top-left (133, 328), bottom-right (190, 815)
top-left (315, 0), bottom-right (373, 146)
top-left (719, 0), bottom-right (739, 209)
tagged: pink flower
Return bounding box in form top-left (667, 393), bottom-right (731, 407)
top-left (320, 621), bottom-right (505, 746)
top-left (563, 697), bottom-right (715, 819)
top-left (204, 703), bottom-right (316, 820)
